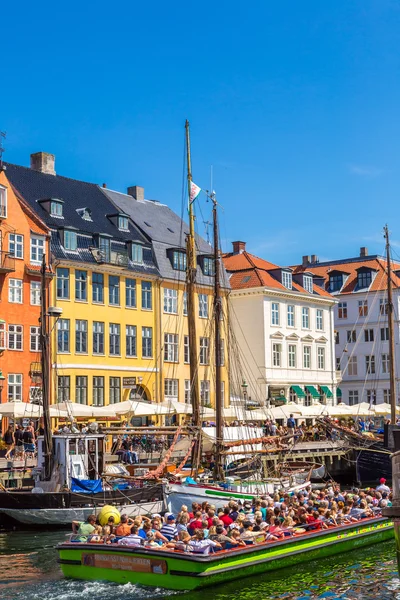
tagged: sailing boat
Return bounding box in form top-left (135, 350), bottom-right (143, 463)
top-left (0, 256), bottom-right (163, 528)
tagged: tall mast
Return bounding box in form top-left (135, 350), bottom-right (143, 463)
top-left (185, 120), bottom-right (200, 432)
top-left (384, 225), bottom-right (397, 425)
top-left (212, 193), bottom-right (224, 481)
top-left (40, 254), bottom-right (53, 480)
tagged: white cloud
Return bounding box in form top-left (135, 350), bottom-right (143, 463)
top-left (348, 164), bottom-right (384, 177)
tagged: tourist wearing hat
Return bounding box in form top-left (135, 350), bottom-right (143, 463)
top-left (376, 478), bottom-right (390, 494)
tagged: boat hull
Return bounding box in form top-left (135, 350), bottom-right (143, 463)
top-left (57, 517), bottom-right (393, 591)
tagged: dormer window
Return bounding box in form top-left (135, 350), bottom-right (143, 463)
top-left (131, 243), bottom-right (143, 264)
top-left (282, 271), bottom-right (292, 290)
top-left (97, 236), bottom-right (111, 262)
top-left (303, 275), bottom-right (313, 293)
top-left (357, 269), bottom-right (372, 289)
top-left (172, 251), bottom-right (187, 272)
top-left (329, 273), bottom-right (343, 292)
top-left (50, 200), bottom-right (63, 217)
top-left (77, 207), bottom-right (92, 221)
top-left (63, 230), bottom-right (77, 251)
top-left (118, 215), bottom-right (129, 231)
top-left (203, 257), bottom-right (215, 276)
top-left (0, 185), bottom-right (7, 218)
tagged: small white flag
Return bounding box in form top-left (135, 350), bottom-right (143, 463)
top-left (190, 181), bottom-right (201, 204)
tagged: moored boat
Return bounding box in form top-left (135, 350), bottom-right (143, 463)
top-left (57, 516), bottom-right (393, 591)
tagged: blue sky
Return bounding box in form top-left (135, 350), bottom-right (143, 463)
top-left (3, 0), bottom-right (400, 265)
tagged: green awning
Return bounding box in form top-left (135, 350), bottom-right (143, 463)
top-left (305, 385), bottom-right (320, 398)
top-left (291, 385), bottom-right (305, 398)
top-left (275, 396), bottom-right (287, 403)
top-left (320, 385), bottom-right (333, 399)
top-left (337, 388), bottom-right (342, 398)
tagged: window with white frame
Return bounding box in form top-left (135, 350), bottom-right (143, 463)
top-left (271, 302), bottom-right (280, 326)
top-left (184, 380), bottom-right (191, 403)
top-left (130, 243), bottom-right (143, 264)
top-left (126, 325), bottom-right (137, 357)
top-left (0, 185), bottom-right (7, 218)
top-left (56, 268), bottom-right (69, 299)
top-left (200, 380), bottom-right (210, 405)
top-left (125, 278), bottom-right (136, 308)
top-left (93, 321), bottom-right (104, 354)
top-left (358, 300), bottom-right (368, 317)
top-left (303, 275), bottom-right (313, 293)
top-left (8, 374), bottom-right (22, 401)
top-left (51, 200), bottom-right (63, 217)
top-left (348, 355), bottom-right (357, 376)
top-left (288, 344), bottom-right (296, 368)
top-left (272, 343), bottom-right (282, 367)
top-left (142, 281), bottom-right (152, 309)
top-left (57, 319), bottom-right (70, 352)
top-left (63, 230), bottom-right (77, 251)
top-left (199, 294), bottom-right (208, 318)
top-left (142, 327), bottom-right (152, 357)
top-left (382, 353), bottom-right (390, 374)
top-left (9, 234), bottom-right (23, 259)
top-left (93, 376), bottom-right (104, 406)
top-left (366, 355), bottom-right (375, 374)
top-left (347, 330), bottom-right (356, 343)
top-left (364, 328), bottom-right (374, 343)
top-left (92, 272), bottom-right (104, 303)
top-left (30, 235), bottom-right (45, 264)
top-left (9, 278), bottom-right (23, 303)
top-left (109, 323), bottom-right (121, 355)
top-left (381, 327), bottom-right (389, 341)
top-left (75, 270), bottom-right (87, 301)
top-left (109, 276), bottom-right (120, 305)
top-left (164, 288), bottom-right (178, 313)
top-left (164, 379), bottom-right (178, 399)
top-left (349, 390), bottom-right (359, 406)
top-left (0, 322), bottom-right (6, 350)
top-left (303, 346), bottom-right (311, 369)
top-left (384, 389), bottom-right (391, 403)
top-left (379, 298), bottom-right (389, 315)
top-left (184, 335), bottom-right (189, 363)
top-left (183, 291), bottom-right (187, 316)
top-left (200, 337), bottom-right (209, 365)
top-left (29, 386), bottom-right (43, 403)
top-left (282, 271), bottom-right (292, 289)
top-left (287, 305), bottom-right (295, 327)
top-left (30, 326), bottom-right (40, 351)
top-left (75, 320), bottom-right (88, 353)
top-left (316, 309), bottom-right (323, 331)
top-left (367, 389), bottom-right (377, 405)
top-left (76, 376), bottom-right (88, 404)
top-left (8, 325), bottom-right (23, 350)
top-left (203, 257), bottom-right (215, 276)
top-left (164, 333), bottom-right (178, 362)
top-left (317, 347), bottom-right (325, 369)
top-left (30, 281), bottom-right (41, 305)
top-left (302, 307), bottom-right (309, 329)
top-left (172, 251), bottom-right (186, 271)
top-left (118, 215), bottom-right (129, 231)
top-left (338, 302), bottom-right (347, 319)
top-left (57, 376), bottom-right (70, 402)
top-left (109, 377), bottom-right (121, 404)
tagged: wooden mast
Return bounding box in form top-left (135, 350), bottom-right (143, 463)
top-left (185, 121), bottom-right (201, 435)
top-left (40, 254), bottom-right (53, 480)
top-left (384, 225), bottom-right (397, 425)
top-left (212, 192), bottom-right (224, 481)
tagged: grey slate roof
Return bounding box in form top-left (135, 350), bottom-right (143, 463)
top-left (5, 162), bottom-right (158, 276)
top-left (102, 188), bottom-right (228, 287)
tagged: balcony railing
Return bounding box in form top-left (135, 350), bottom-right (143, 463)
top-left (0, 252), bottom-right (15, 273)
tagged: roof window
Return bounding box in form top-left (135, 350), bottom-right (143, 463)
top-left (282, 270), bottom-right (292, 290)
top-left (130, 243), bottom-right (143, 264)
top-left (303, 275), bottom-right (313, 293)
top-left (76, 207), bottom-right (92, 221)
top-left (172, 250), bottom-right (187, 272)
top-left (118, 215), bottom-right (129, 231)
top-left (357, 269), bottom-right (373, 290)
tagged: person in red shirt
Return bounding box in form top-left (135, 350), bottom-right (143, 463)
top-left (206, 508), bottom-right (215, 528)
top-left (188, 511), bottom-right (203, 534)
top-left (220, 507), bottom-right (233, 527)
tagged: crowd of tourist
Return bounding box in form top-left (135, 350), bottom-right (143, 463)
top-left (71, 481), bottom-right (391, 554)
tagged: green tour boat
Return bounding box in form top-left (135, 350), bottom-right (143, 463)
top-left (57, 516), bottom-right (393, 591)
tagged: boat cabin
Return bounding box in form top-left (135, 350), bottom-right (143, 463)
top-left (36, 434), bottom-right (105, 488)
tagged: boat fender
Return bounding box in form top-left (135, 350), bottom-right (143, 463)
top-left (98, 505), bottom-right (121, 526)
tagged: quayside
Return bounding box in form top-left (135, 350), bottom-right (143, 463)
top-left (57, 516), bottom-right (393, 591)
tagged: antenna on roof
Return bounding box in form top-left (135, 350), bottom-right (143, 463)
top-left (0, 131), bottom-right (6, 170)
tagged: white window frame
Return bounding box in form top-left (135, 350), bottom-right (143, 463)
top-left (0, 185), bottom-right (7, 218)
top-left (125, 278), bottom-right (137, 308)
top-left (118, 215), bottom-right (129, 231)
top-left (384, 389), bottom-right (391, 403)
top-left (164, 378), bottom-right (178, 399)
top-left (75, 269), bottom-right (87, 301)
top-left (64, 230), bottom-right (77, 251)
top-left (303, 345), bottom-right (311, 369)
top-left (287, 305), bottom-right (295, 327)
top-left (200, 337), bottom-right (210, 365)
top-left (75, 320), bottom-right (88, 354)
top-left (164, 288), bottom-right (178, 314)
top-left (109, 376), bottom-right (120, 404)
top-left (0, 322), bottom-right (6, 350)
top-left (338, 302), bottom-right (347, 319)
top-left (367, 389), bottom-right (376, 405)
top-left (282, 271), bottom-right (292, 289)
top-left (349, 390), bottom-right (359, 406)
top-left (8, 324), bottom-right (23, 351)
top-left (272, 343), bottom-right (282, 367)
top-left (200, 380), bottom-right (210, 406)
top-left (93, 321), bottom-right (105, 355)
top-left (126, 325), bottom-right (137, 357)
top-left (184, 335), bottom-right (189, 363)
top-left (358, 300), bottom-right (368, 317)
top-left (348, 355), bottom-right (358, 376)
top-left (183, 291), bottom-right (188, 316)
top-left (30, 234), bottom-right (45, 264)
top-left (109, 323), bottom-right (121, 356)
top-left (50, 200), bottom-right (63, 217)
top-left (271, 302), bottom-right (280, 326)
top-left (131, 243), bottom-right (143, 264)
top-left (30, 326), bottom-right (40, 351)
top-left (142, 327), bottom-right (153, 358)
top-left (382, 353), bottom-right (390, 374)
top-left (164, 333), bottom-right (179, 362)
top-left (288, 344), bottom-right (296, 368)
top-left (199, 294), bottom-right (209, 318)
top-left (366, 355), bottom-right (376, 375)
top-left (302, 307), bottom-right (309, 329)
top-left (57, 319), bottom-right (70, 353)
top-left (8, 374), bottom-right (22, 401)
top-left (9, 278), bottom-right (23, 303)
top-left (30, 281), bottom-right (41, 305)
top-left (317, 346), bottom-right (325, 370)
top-left (303, 275), bottom-right (313, 293)
top-left (316, 309), bottom-right (323, 331)
top-left (9, 233), bottom-right (24, 259)
top-left (184, 380), bottom-right (191, 404)
top-left (92, 376), bottom-right (104, 406)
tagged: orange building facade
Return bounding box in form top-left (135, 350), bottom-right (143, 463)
top-left (0, 166), bottom-right (51, 411)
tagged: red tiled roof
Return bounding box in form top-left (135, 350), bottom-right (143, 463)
top-left (222, 250), bottom-right (334, 299)
top-left (292, 257), bottom-right (400, 294)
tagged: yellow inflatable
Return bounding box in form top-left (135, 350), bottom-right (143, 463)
top-left (97, 505), bottom-right (121, 526)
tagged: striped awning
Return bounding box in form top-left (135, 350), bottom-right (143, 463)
top-left (291, 385), bottom-right (306, 398)
top-left (305, 385), bottom-right (320, 398)
top-left (320, 385), bottom-right (333, 399)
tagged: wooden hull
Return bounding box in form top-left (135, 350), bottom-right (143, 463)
top-left (57, 517), bottom-right (393, 591)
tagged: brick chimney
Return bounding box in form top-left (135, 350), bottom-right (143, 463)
top-left (302, 255), bottom-right (310, 267)
top-left (360, 246), bottom-right (368, 257)
top-left (30, 152), bottom-right (56, 175)
top-left (311, 254), bottom-right (319, 264)
top-left (232, 241), bottom-right (246, 254)
top-left (127, 185), bottom-right (145, 202)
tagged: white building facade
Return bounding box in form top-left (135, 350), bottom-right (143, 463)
top-left (223, 243), bottom-right (339, 408)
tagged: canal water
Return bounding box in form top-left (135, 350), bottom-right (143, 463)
top-left (0, 530), bottom-right (399, 600)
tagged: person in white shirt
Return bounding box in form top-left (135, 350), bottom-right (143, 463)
top-left (376, 477), bottom-right (390, 494)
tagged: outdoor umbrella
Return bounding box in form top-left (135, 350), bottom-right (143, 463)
top-left (51, 402), bottom-right (117, 418)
